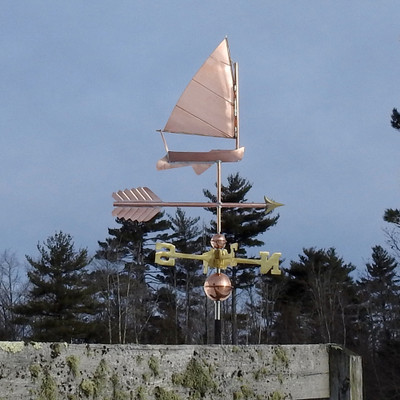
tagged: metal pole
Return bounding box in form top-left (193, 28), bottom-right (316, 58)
top-left (234, 62), bottom-right (240, 150)
top-left (216, 160), bottom-right (222, 235)
top-left (214, 301), bottom-right (222, 344)
top-left (215, 160), bottom-right (222, 344)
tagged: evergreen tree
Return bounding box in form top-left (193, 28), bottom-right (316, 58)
top-left (385, 110), bottom-right (400, 258)
top-left (203, 173), bottom-right (279, 344)
top-left (383, 208), bottom-right (400, 259)
top-left (244, 273), bottom-right (287, 344)
top-left (154, 209), bottom-right (205, 344)
top-left (358, 245), bottom-right (400, 399)
top-left (275, 248), bottom-right (356, 346)
top-left (390, 108), bottom-right (400, 130)
top-left (94, 215), bottom-right (169, 344)
top-left (14, 232), bottom-right (99, 342)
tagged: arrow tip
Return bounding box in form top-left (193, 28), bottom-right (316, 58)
top-left (264, 196), bottom-right (284, 214)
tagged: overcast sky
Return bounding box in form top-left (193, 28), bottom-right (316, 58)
top-left (2, 1), bottom-right (400, 274)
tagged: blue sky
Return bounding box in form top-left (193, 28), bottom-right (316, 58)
top-left (1, 1), bottom-right (400, 273)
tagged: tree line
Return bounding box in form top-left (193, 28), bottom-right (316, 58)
top-left (2, 172), bottom-right (400, 399)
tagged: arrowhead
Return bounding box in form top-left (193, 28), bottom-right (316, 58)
top-left (264, 196), bottom-right (284, 214)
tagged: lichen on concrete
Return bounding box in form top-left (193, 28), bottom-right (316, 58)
top-left (0, 343), bottom-right (343, 399)
top-left (272, 346), bottom-right (289, 368)
top-left (29, 363), bottom-right (42, 381)
top-left (93, 358), bottom-right (109, 397)
top-left (268, 391), bottom-right (289, 400)
top-left (172, 357), bottom-right (217, 398)
top-left (149, 355), bottom-right (160, 377)
top-left (0, 341), bottom-right (24, 353)
top-left (154, 386), bottom-right (181, 400)
top-left (36, 369), bottom-right (58, 400)
top-left (253, 366), bottom-right (269, 381)
top-left (50, 342), bottom-right (67, 359)
top-left (79, 378), bottom-right (95, 397)
top-left (66, 355), bottom-right (80, 378)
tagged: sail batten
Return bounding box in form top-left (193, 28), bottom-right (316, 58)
top-left (163, 38), bottom-right (236, 139)
top-left (170, 104), bottom-right (235, 138)
top-left (192, 78), bottom-right (234, 105)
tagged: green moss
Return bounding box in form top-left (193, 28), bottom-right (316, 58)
top-left (272, 346), bottom-right (289, 368)
top-left (114, 390), bottom-right (129, 400)
top-left (154, 387), bottom-right (181, 400)
top-left (78, 359), bottom-right (110, 398)
top-left (136, 355), bottom-right (143, 364)
top-left (80, 378), bottom-right (95, 398)
top-left (93, 358), bottom-right (109, 397)
top-left (253, 367), bottom-right (269, 381)
top-left (85, 344), bottom-right (92, 357)
top-left (29, 363), bottom-right (42, 380)
top-left (110, 373), bottom-right (129, 400)
top-left (111, 372), bottom-right (119, 387)
top-left (149, 355), bottom-right (160, 377)
top-left (233, 391), bottom-right (243, 399)
top-left (268, 391), bottom-right (286, 400)
top-left (256, 349), bottom-right (264, 359)
top-left (135, 386), bottom-right (147, 400)
top-left (142, 372), bottom-right (150, 383)
top-left (66, 355), bottom-right (80, 378)
top-left (50, 342), bottom-right (64, 359)
top-left (37, 370), bottom-right (58, 400)
top-left (240, 385), bottom-right (255, 399)
top-left (172, 357), bottom-right (216, 397)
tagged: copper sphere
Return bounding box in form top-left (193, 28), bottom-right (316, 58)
top-left (210, 234), bottom-right (227, 249)
top-left (204, 273), bottom-right (232, 301)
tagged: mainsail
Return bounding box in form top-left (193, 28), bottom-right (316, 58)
top-left (157, 38), bottom-right (244, 175)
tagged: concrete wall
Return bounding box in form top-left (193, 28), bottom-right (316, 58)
top-left (0, 342), bottom-right (360, 400)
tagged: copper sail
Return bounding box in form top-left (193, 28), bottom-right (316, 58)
top-left (157, 38), bottom-right (244, 175)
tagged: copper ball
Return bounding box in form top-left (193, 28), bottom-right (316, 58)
top-left (204, 272), bottom-right (232, 301)
top-left (210, 234), bottom-right (227, 249)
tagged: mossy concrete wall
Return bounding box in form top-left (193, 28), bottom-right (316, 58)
top-left (0, 342), bottom-right (360, 399)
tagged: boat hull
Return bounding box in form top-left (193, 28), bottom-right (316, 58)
top-left (156, 147), bottom-right (245, 175)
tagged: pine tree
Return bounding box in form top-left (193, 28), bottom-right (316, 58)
top-left (390, 108), bottom-right (400, 130)
top-left (383, 208), bottom-right (400, 259)
top-left (94, 215), bottom-right (169, 344)
top-left (385, 110), bottom-right (400, 258)
top-left (153, 209), bottom-right (205, 344)
top-left (169, 209), bottom-right (205, 343)
top-left (358, 245), bottom-right (400, 399)
top-left (276, 248), bottom-right (356, 345)
top-left (14, 232), bottom-right (99, 342)
top-left (203, 173), bottom-right (279, 344)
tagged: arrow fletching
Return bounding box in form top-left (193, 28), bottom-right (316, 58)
top-left (112, 187), bottom-right (162, 222)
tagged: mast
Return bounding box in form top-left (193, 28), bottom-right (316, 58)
top-left (234, 61), bottom-right (240, 149)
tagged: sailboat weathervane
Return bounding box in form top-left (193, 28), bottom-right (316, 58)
top-left (155, 38), bottom-right (243, 175)
top-left (112, 38), bottom-right (283, 343)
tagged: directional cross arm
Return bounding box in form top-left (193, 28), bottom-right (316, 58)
top-left (232, 252), bottom-right (282, 275)
top-left (155, 243), bottom-right (212, 267)
top-left (155, 242), bottom-right (282, 275)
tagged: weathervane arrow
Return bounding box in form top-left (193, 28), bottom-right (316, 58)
top-left (112, 187), bottom-right (284, 222)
